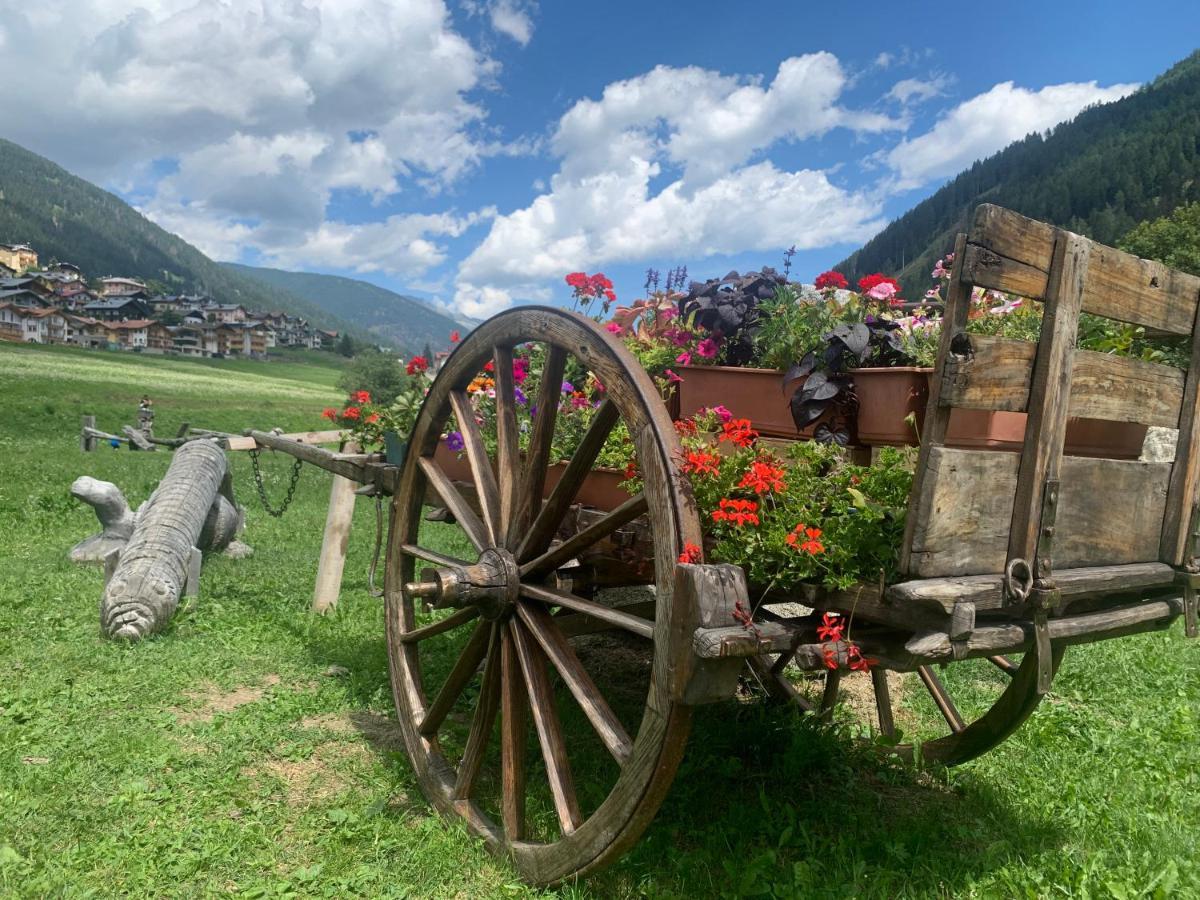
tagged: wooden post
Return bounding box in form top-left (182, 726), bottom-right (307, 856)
top-left (81, 415), bottom-right (96, 452)
top-left (312, 441), bottom-right (359, 614)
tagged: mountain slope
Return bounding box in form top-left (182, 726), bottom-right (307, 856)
top-left (223, 264), bottom-right (463, 353)
top-left (0, 138), bottom-right (360, 336)
top-left (837, 50), bottom-right (1200, 297)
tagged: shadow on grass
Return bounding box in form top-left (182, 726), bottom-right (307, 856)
top-left (280, 592), bottom-right (1066, 897)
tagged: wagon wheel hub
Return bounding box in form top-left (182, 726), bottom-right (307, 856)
top-left (405, 546), bottom-right (520, 621)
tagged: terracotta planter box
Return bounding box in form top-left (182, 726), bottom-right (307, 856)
top-left (854, 368), bottom-right (1147, 458)
top-left (676, 365), bottom-right (813, 439)
top-left (432, 442), bottom-right (631, 512)
top-left (676, 364), bottom-right (1147, 459)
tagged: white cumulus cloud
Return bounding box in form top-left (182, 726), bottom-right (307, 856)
top-left (885, 80), bottom-right (1139, 190)
top-left (453, 53), bottom-right (899, 316)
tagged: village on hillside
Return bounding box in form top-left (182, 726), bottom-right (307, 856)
top-left (0, 242), bottom-right (339, 358)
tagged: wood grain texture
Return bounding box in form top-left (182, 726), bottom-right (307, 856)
top-left (99, 439), bottom-right (226, 640)
top-left (509, 616), bottom-right (582, 835)
top-left (419, 619), bottom-right (491, 738)
top-left (887, 561), bottom-right (1176, 615)
top-left (312, 439), bottom-right (359, 614)
top-left (454, 624), bottom-right (501, 800)
top-left (492, 345), bottom-right (521, 537)
top-left (941, 334), bottom-right (1185, 427)
top-left (968, 204), bottom-right (1200, 335)
top-left (449, 390), bottom-right (502, 546)
top-left (1008, 232), bottom-right (1087, 566)
top-left (900, 233), bottom-right (969, 574)
top-left (500, 623), bottom-right (527, 840)
top-left (1160, 286), bottom-right (1200, 564)
top-left (509, 345), bottom-right (567, 547)
top-left (418, 455), bottom-right (490, 551)
top-left (908, 449), bottom-right (1171, 577)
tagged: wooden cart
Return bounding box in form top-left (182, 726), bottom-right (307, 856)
top-left (253, 205), bottom-right (1200, 885)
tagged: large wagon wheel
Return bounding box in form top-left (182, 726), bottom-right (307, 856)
top-left (755, 642), bottom-right (1066, 765)
top-left (384, 307), bottom-right (702, 885)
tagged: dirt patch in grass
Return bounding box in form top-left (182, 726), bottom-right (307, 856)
top-left (350, 710), bottom-right (406, 754)
top-left (174, 674), bottom-right (282, 725)
top-left (243, 741), bottom-right (373, 806)
top-left (299, 712), bottom-right (359, 737)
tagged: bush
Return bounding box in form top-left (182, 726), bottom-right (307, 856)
top-left (336, 349), bottom-right (407, 405)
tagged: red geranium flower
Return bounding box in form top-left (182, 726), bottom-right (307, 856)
top-left (365, 413), bottom-right (380, 424)
top-left (322, 407), bottom-right (337, 421)
top-left (406, 356), bottom-right (429, 375)
top-left (353, 390), bottom-right (370, 403)
top-left (711, 498), bottom-right (759, 527)
top-left (678, 542), bottom-right (702, 564)
top-left (683, 449), bottom-right (721, 478)
top-left (719, 418), bottom-right (758, 448)
top-left (484, 360), bottom-right (494, 372)
top-left (816, 612), bottom-right (844, 643)
top-left (738, 460), bottom-right (786, 494)
top-left (822, 645), bottom-right (839, 670)
top-left (785, 522), bottom-right (825, 555)
top-left (342, 406), bottom-right (361, 420)
top-left (450, 330), bottom-right (460, 342)
top-left (565, 272), bottom-right (588, 289)
top-left (814, 270), bottom-right (848, 291)
top-left (847, 644), bottom-right (877, 673)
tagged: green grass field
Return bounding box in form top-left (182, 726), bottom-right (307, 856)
top-left (1, 341), bottom-right (1198, 898)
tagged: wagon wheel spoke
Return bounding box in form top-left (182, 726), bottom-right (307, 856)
top-left (871, 668), bottom-right (896, 737)
top-left (418, 456), bottom-right (490, 552)
top-left (453, 624), bottom-right (503, 800)
top-left (491, 345), bottom-right (522, 538)
top-left (520, 582), bottom-right (654, 639)
top-left (519, 493), bottom-right (648, 579)
top-left (419, 619), bottom-right (493, 738)
top-left (509, 615), bottom-right (582, 835)
top-left (917, 665), bottom-right (965, 733)
top-left (988, 654), bottom-right (1018, 676)
top-left (516, 601), bottom-right (633, 767)
top-left (398, 543), bottom-right (472, 570)
top-left (448, 390), bottom-right (502, 545)
top-left (507, 345), bottom-right (568, 548)
top-left (400, 606), bottom-right (481, 644)
top-left (500, 622), bottom-right (528, 840)
top-left (518, 399), bottom-right (620, 562)
top-left (748, 654), bottom-right (814, 712)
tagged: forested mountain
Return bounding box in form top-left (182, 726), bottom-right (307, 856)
top-left (224, 264), bottom-right (465, 353)
top-left (837, 50), bottom-right (1200, 297)
top-left (0, 137), bottom-right (362, 338)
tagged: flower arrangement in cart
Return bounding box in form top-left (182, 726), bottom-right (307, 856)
top-left (669, 407), bottom-right (914, 672)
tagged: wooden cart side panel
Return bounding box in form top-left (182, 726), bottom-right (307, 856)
top-left (1160, 294), bottom-right (1200, 564)
top-left (965, 204), bottom-right (1200, 335)
top-left (907, 449), bottom-right (1171, 577)
top-left (940, 334), bottom-right (1186, 427)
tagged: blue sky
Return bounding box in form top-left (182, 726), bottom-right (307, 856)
top-left (4, 1), bottom-right (1198, 319)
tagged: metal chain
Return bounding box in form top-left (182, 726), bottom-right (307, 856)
top-left (367, 491), bottom-right (385, 598)
top-left (248, 448), bottom-right (303, 517)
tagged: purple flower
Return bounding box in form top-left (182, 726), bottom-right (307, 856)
top-left (444, 431), bottom-right (464, 452)
top-left (561, 380), bottom-right (574, 393)
top-left (514, 387), bottom-right (528, 405)
top-left (696, 338), bottom-right (719, 359)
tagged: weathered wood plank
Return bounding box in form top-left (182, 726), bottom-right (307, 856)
top-left (1008, 233), bottom-right (1087, 567)
top-left (887, 561), bottom-right (1177, 615)
top-left (941, 334), bottom-right (1185, 427)
top-left (908, 448), bottom-right (1171, 577)
top-left (968, 204), bottom-right (1200, 335)
top-left (900, 233), bottom-right (969, 574)
top-left (227, 429), bottom-right (344, 451)
top-left (1160, 282), bottom-right (1200, 564)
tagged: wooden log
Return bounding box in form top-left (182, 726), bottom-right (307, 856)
top-left (226, 429), bottom-right (344, 451)
top-left (100, 439), bottom-right (227, 640)
top-left (941, 334), bottom-right (1185, 427)
top-left (907, 449), bottom-right (1170, 577)
top-left (122, 425), bottom-right (155, 451)
top-left (312, 441), bottom-right (360, 615)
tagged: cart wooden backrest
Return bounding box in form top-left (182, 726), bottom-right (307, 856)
top-left (901, 204), bottom-right (1200, 580)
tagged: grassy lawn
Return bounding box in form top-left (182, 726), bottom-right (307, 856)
top-left (1, 341), bottom-right (1198, 897)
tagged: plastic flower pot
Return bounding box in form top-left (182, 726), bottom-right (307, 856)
top-left (383, 431), bottom-right (408, 466)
